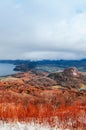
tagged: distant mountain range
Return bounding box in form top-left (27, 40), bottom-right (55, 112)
top-left (0, 59), bottom-right (86, 72)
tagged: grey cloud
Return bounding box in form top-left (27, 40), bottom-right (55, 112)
top-left (0, 0), bottom-right (86, 60)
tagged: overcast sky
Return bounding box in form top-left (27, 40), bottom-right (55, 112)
top-left (0, 0), bottom-right (86, 60)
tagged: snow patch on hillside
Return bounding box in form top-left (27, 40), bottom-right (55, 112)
top-left (0, 121), bottom-right (69, 130)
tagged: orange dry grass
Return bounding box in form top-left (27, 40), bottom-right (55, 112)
top-left (0, 103), bottom-right (86, 129)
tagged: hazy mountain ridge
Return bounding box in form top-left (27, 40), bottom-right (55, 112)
top-left (0, 59), bottom-right (86, 72)
top-left (13, 59), bottom-right (86, 72)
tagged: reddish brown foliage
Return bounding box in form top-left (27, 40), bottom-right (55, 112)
top-left (0, 71), bottom-right (86, 129)
top-left (0, 102), bottom-right (86, 129)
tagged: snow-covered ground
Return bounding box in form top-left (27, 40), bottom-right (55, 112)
top-left (0, 121), bottom-right (69, 130)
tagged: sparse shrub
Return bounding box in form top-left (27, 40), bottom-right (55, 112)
top-left (26, 90), bottom-right (30, 94)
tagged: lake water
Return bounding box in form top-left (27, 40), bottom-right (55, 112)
top-left (0, 63), bottom-right (17, 76)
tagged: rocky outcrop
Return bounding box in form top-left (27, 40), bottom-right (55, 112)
top-left (48, 67), bottom-right (86, 89)
top-left (63, 67), bottom-right (79, 77)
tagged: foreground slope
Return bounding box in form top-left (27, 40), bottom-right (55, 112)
top-left (0, 67), bottom-right (86, 129)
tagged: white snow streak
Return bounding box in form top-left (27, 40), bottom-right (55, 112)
top-left (0, 121), bottom-right (69, 130)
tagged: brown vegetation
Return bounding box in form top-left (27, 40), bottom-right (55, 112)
top-left (0, 69), bottom-right (86, 129)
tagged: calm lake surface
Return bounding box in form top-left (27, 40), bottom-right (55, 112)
top-left (0, 63), bottom-right (17, 76)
